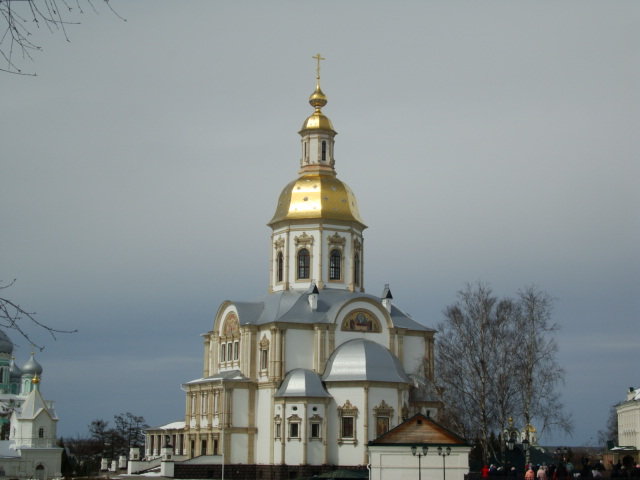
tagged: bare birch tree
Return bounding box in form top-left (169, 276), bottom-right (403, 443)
top-left (435, 282), bottom-right (571, 464)
top-left (435, 283), bottom-right (515, 464)
top-left (513, 286), bottom-right (572, 439)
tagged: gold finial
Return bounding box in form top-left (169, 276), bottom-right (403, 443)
top-left (32, 375), bottom-right (40, 384)
top-left (312, 53), bottom-right (325, 82)
top-left (309, 53), bottom-right (328, 110)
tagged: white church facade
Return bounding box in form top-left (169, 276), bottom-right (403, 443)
top-left (0, 332), bottom-right (62, 480)
top-left (144, 65), bottom-right (442, 478)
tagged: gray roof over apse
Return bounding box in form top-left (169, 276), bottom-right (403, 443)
top-left (322, 338), bottom-right (411, 384)
top-left (230, 287), bottom-right (433, 332)
top-left (275, 368), bottom-right (331, 398)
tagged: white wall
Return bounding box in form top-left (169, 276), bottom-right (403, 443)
top-left (368, 446), bottom-right (471, 480)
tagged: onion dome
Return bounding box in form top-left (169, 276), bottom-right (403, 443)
top-left (0, 330), bottom-right (13, 355)
top-left (322, 338), bottom-right (410, 383)
top-left (300, 83), bottom-right (335, 134)
top-left (269, 174), bottom-right (365, 227)
top-left (275, 368), bottom-right (331, 398)
top-left (22, 352), bottom-right (43, 376)
top-left (10, 357), bottom-right (22, 378)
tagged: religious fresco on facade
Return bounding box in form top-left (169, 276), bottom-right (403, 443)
top-left (341, 309), bottom-right (381, 332)
top-left (223, 312), bottom-right (240, 337)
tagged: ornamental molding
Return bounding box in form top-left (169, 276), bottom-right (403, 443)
top-left (309, 414), bottom-right (323, 422)
top-left (328, 232), bottom-right (346, 246)
top-left (274, 238), bottom-right (285, 250)
top-left (294, 232), bottom-right (314, 246)
top-left (373, 400), bottom-right (394, 417)
top-left (259, 335), bottom-right (270, 349)
top-left (337, 399), bottom-right (358, 417)
top-left (287, 413), bottom-right (302, 422)
top-left (221, 312), bottom-right (240, 339)
top-left (353, 238), bottom-right (362, 250)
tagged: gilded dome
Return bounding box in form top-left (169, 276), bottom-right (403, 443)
top-left (300, 83), bottom-right (335, 133)
top-left (268, 173), bottom-right (365, 227)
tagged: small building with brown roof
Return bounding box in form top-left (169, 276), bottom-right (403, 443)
top-left (368, 413), bottom-right (471, 480)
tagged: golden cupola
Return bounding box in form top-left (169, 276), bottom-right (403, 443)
top-left (269, 66), bottom-right (365, 229)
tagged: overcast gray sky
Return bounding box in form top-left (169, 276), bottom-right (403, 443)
top-left (2, 1), bottom-right (638, 446)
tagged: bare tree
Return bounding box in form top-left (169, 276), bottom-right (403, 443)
top-left (0, 279), bottom-right (76, 350)
top-left (597, 405), bottom-right (618, 447)
top-left (435, 282), bottom-right (515, 464)
top-left (114, 412), bottom-right (148, 452)
top-left (513, 286), bottom-right (572, 439)
top-left (0, 0), bottom-right (122, 75)
top-left (435, 282), bottom-right (571, 464)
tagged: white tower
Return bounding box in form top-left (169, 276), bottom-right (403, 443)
top-left (268, 55), bottom-right (366, 293)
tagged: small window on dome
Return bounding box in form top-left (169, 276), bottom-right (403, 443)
top-left (354, 251), bottom-right (361, 286)
top-left (322, 141), bottom-right (327, 162)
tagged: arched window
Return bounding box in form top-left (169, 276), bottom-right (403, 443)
top-left (354, 251), bottom-right (360, 286)
top-left (276, 251), bottom-right (284, 283)
top-left (321, 141), bottom-right (327, 162)
top-left (329, 249), bottom-right (341, 280)
top-left (297, 248), bottom-right (310, 279)
top-left (38, 427), bottom-right (45, 438)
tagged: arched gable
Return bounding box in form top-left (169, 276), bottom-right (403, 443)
top-left (212, 301), bottom-right (236, 335)
top-left (331, 298), bottom-right (393, 351)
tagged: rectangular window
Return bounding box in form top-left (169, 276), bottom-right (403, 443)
top-left (289, 422), bottom-right (299, 439)
top-left (341, 416), bottom-right (354, 438)
top-left (260, 349), bottom-right (268, 370)
top-left (376, 416), bottom-right (389, 437)
top-left (220, 344), bottom-right (226, 362)
top-left (310, 422), bottom-right (321, 439)
top-left (275, 422), bottom-right (281, 439)
top-left (233, 341), bottom-right (239, 360)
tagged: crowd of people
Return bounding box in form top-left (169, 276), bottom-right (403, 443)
top-left (479, 458), bottom-right (640, 479)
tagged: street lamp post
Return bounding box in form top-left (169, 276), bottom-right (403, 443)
top-left (438, 446), bottom-right (452, 480)
top-left (411, 445), bottom-right (428, 480)
top-left (522, 438), bottom-right (530, 468)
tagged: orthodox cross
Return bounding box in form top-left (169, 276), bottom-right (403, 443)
top-left (312, 53), bottom-right (325, 81)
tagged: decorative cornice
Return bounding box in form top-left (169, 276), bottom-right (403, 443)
top-left (328, 232), bottom-right (346, 246)
top-left (294, 232), bottom-right (314, 246)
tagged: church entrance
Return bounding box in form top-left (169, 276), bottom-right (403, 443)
top-left (35, 464), bottom-right (45, 480)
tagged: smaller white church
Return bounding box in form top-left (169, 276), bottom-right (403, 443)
top-left (0, 331), bottom-right (62, 480)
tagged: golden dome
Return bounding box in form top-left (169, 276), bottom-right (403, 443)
top-left (269, 173), bottom-right (366, 227)
top-left (300, 83), bottom-right (336, 133)
top-left (300, 111), bottom-right (335, 132)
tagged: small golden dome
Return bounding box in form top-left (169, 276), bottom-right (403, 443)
top-left (309, 83), bottom-right (328, 109)
top-left (301, 111), bottom-right (335, 132)
top-left (300, 83), bottom-right (335, 133)
top-left (269, 173), bottom-right (366, 228)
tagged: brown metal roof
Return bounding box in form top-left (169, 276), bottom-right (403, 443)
top-left (369, 413), bottom-right (468, 446)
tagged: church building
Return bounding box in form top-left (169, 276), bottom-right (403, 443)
top-left (0, 331), bottom-right (62, 480)
top-left (144, 62), bottom-right (440, 477)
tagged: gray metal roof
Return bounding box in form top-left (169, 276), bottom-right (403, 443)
top-left (184, 369), bottom-right (250, 386)
top-left (230, 287), bottom-right (433, 332)
top-left (322, 338), bottom-right (411, 384)
top-left (275, 368), bottom-right (331, 398)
